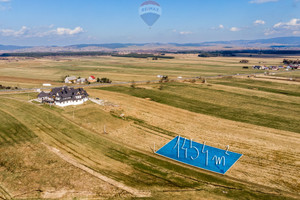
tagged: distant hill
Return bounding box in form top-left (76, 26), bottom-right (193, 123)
top-left (249, 36), bottom-right (300, 44)
top-left (203, 36), bottom-right (300, 46)
top-left (67, 43), bottom-right (147, 49)
top-left (0, 44), bottom-right (30, 51)
top-left (1, 36), bottom-right (300, 52)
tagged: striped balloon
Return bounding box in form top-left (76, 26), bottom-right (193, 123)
top-left (139, 1), bottom-right (161, 28)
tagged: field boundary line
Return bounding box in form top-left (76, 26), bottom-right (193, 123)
top-left (42, 143), bottom-right (151, 198)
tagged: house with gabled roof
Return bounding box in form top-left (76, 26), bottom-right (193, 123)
top-left (88, 75), bottom-right (96, 83)
top-left (38, 86), bottom-right (89, 107)
top-left (65, 76), bottom-right (77, 83)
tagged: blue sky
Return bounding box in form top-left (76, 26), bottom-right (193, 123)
top-left (0, 0), bottom-right (299, 46)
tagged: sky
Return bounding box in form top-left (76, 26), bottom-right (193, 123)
top-left (0, 0), bottom-right (299, 46)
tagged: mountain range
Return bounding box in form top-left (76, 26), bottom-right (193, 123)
top-left (1, 36), bottom-right (300, 53)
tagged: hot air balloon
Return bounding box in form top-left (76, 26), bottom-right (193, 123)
top-left (139, 1), bottom-right (161, 28)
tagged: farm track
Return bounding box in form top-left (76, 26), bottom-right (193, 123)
top-left (0, 185), bottom-right (12, 200)
top-left (43, 143), bottom-right (151, 197)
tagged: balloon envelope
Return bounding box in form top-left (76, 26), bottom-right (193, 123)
top-left (139, 1), bottom-right (161, 27)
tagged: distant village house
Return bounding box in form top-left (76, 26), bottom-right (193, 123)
top-left (88, 75), bottom-right (96, 83)
top-left (77, 77), bottom-right (87, 84)
top-left (65, 76), bottom-right (87, 84)
top-left (65, 76), bottom-right (77, 84)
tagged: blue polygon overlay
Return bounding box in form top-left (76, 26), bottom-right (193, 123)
top-left (156, 136), bottom-right (242, 174)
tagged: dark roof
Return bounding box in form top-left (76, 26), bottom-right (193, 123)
top-left (38, 86), bottom-right (88, 102)
top-left (38, 91), bottom-right (48, 98)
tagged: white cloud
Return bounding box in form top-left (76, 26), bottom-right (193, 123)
top-left (55, 27), bottom-right (84, 36)
top-left (179, 31), bottom-right (193, 35)
top-left (230, 27), bottom-right (240, 32)
top-left (211, 25), bottom-right (225, 30)
top-left (0, 26), bottom-right (84, 38)
top-left (250, 0), bottom-right (278, 4)
top-left (0, 26), bottom-right (29, 37)
top-left (264, 29), bottom-right (278, 36)
top-left (264, 18), bottom-right (300, 36)
top-left (254, 20), bottom-right (265, 25)
top-left (0, 0), bottom-right (10, 10)
top-left (273, 18), bottom-right (300, 29)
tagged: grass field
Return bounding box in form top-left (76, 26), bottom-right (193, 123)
top-left (0, 55), bottom-right (300, 199)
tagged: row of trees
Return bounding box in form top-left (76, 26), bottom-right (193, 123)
top-left (283, 59), bottom-right (300, 65)
top-left (0, 85), bottom-right (18, 90)
top-left (96, 77), bottom-right (112, 83)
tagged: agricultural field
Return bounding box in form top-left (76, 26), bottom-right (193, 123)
top-left (0, 55), bottom-right (299, 199)
top-left (0, 54), bottom-right (298, 89)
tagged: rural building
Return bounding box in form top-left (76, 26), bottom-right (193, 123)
top-left (88, 75), bottom-right (96, 83)
top-left (77, 78), bottom-right (86, 84)
top-left (38, 86), bottom-right (89, 107)
top-left (289, 65), bottom-right (300, 70)
top-left (65, 76), bottom-right (77, 83)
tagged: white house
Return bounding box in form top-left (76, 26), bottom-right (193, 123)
top-left (38, 86), bottom-right (89, 107)
top-left (77, 78), bottom-right (86, 84)
top-left (65, 76), bottom-right (77, 83)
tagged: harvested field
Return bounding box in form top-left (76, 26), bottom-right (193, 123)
top-left (88, 78), bottom-right (300, 195)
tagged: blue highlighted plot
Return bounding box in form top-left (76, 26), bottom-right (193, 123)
top-left (156, 136), bottom-right (242, 174)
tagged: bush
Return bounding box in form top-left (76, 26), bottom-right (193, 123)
top-left (130, 80), bottom-right (136, 89)
top-left (158, 84), bottom-right (163, 90)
